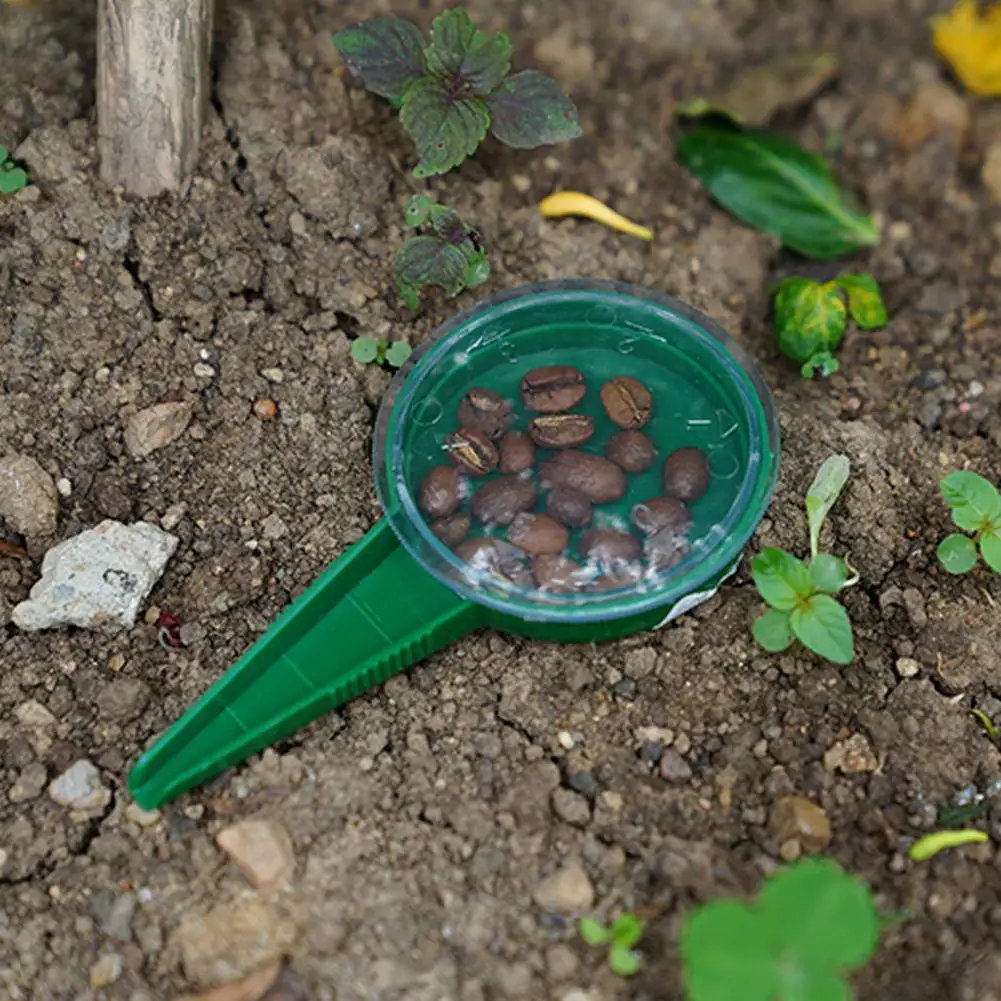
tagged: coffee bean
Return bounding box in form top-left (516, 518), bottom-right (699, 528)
top-left (507, 513), bottom-right (569, 556)
top-left (521, 366), bottom-right (586, 413)
top-left (631, 496), bottom-right (691, 536)
top-left (431, 513), bottom-right (471, 548)
top-left (605, 430), bottom-right (656, 472)
top-left (456, 537), bottom-right (533, 588)
top-left (662, 447), bottom-right (710, 502)
top-left (645, 527), bottom-right (690, 571)
top-left (545, 486), bottom-right (593, 529)
top-left (457, 387), bottom-right (512, 439)
top-left (498, 431), bottom-right (536, 474)
top-left (529, 413), bottom-right (594, 449)
top-left (533, 554), bottom-right (584, 593)
top-left (419, 465), bottom-right (464, 518)
top-left (446, 428), bottom-right (498, 476)
top-left (470, 475), bottom-right (537, 526)
top-left (579, 528), bottom-right (642, 565)
top-left (539, 451), bottom-right (625, 503)
top-left (600, 376), bottom-right (652, 429)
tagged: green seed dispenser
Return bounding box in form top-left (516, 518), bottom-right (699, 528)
top-left (128, 280), bottom-right (780, 809)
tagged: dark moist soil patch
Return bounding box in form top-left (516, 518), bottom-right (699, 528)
top-left (2, 0), bottom-right (1001, 999)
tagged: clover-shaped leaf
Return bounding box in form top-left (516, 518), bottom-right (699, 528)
top-left (351, 337), bottom-right (381, 364)
top-left (384, 341), bottom-right (413, 368)
top-left (937, 533), bottom-right (977, 574)
top-left (940, 470), bottom-right (1001, 533)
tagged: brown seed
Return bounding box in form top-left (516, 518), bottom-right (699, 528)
top-left (455, 537), bottom-right (532, 588)
top-left (253, 397), bottom-right (278, 420)
top-left (662, 447), bottom-right (711, 502)
top-left (457, 387), bottom-right (512, 439)
top-left (600, 376), bottom-right (652, 429)
top-left (431, 513), bottom-right (471, 548)
top-left (498, 431), bottom-right (536, 474)
top-left (538, 451), bottom-right (625, 503)
top-left (470, 475), bottom-right (537, 526)
top-left (545, 486), bottom-right (593, 529)
top-left (521, 365), bottom-right (587, 412)
top-left (445, 428), bottom-right (498, 476)
top-left (533, 554), bottom-right (584, 593)
top-left (507, 513), bottom-right (569, 556)
top-left (605, 430), bottom-right (656, 472)
top-left (579, 528), bottom-right (642, 566)
top-left (419, 465), bottom-right (464, 518)
top-left (529, 413), bottom-right (594, 449)
top-left (631, 496), bottom-right (692, 536)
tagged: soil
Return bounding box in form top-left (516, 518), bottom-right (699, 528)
top-left (2, 0), bottom-right (1001, 999)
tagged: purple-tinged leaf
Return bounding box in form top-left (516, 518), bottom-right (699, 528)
top-left (424, 8), bottom-right (480, 77)
top-left (333, 18), bottom-right (427, 100)
top-left (394, 235), bottom-right (473, 303)
top-left (400, 79), bottom-right (490, 177)
top-left (486, 70), bottom-right (581, 148)
top-left (425, 9), bottom-right (511, 96)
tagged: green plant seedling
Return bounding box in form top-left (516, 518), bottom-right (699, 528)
top-left (0, 145), bottom-right (28, 195)
top-left (752, 454), bottom-right (857, 665)
top-left (680, 857), bottom-right (883, 1001)
top-left (394, 194), bottom-right (489, 310)
top-left (579, 912), bottom-right (644, 977)
top-left (772, 273), bottom-right (888, 379)
top-left (676, 124), bottom-right (878, 259)
top-left (333, 8), bottom-right (581, 178)
top-left (936, 470), bottom-right (1001, 575)
top-left (350, 336), bottom-right (413, 368)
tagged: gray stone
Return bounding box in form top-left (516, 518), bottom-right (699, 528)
top-left (95, 678), bottom-right (150, 722)
top-left (12, 520), bottom-right (178, 632)
top-left (552, 788), bottom-right (591, 827)
top-left (8, 762), bottom-right (48, 802)
top-left (48, 759), bottom-right (111, 812)
top-left (102, 893), bottom-right (136, 942)
top-left (0, 452), bottom-right (58, 538)
top-left (124, 401), bottom-right (194, 457)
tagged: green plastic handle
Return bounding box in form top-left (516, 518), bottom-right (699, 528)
top-left (128, 519), bottom-right (481, 810)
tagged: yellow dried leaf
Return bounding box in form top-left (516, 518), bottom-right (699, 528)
top-left (538, 192), bottom-right (653, 240)
top-left (932, 0), bottom-right (1001, 96)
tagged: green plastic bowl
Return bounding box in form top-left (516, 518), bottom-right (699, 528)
top-left (127, 279), bottom-right (779, 810)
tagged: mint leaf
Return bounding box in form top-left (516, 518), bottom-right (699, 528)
top-left (809, 554), bottom-right (851, 593)
top-left (835, 273), bottom-right (888, 329)
top-left (937, 533), bottom-right (977, 574)
top-left (940, 471), bottom-right (1001, 532)
top-left (980, 531), bottom-right (1001, 574)
top-left (758, 858), bottom-right (879, 970)
top-left (400, 79), bottom-right (490, 177)
top-left (424, 8), bottom-right (480, 77)
top-left (753, 608), bottom-right (794, 652)
top-left (579, 917), bottom-right (611, 947)
top-left (750, 548), bottom-right (812, 611)
top-left (394, 235), bottom-right (474, 303)
top-left (351, 338), bottom-right (380, 364)
top-left (681, 900), bottom-right (780, 1001)
top-left (789, 594), bottom-right (853, 664)
top-left (805, 454), bottom-right (850, 560)
top-left (487, 70), bottom-right (582, 148)
top-left (333, 18), bottom-right (427, 100)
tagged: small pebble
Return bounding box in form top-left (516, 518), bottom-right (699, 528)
top-left (56, 477), bottom-right (72, 497)
top-left (895, 657), bottom-right (920, 678)
top-left (261, 368), bottom-right (284, 383)
top-left (768, 795), bottom-right (832, 854)
top-left (659, 748), bottom-right (692, 783)
top-left (193, 362), bottom-right (216, 378)
top-left (89, 953), bottom-right (123, 988)
top-left (533, 865), bottom-right (595, 913)
top-left (254, 398), bottom-right (278, 421)
top-left (612, 678), bottom-right (637, 700)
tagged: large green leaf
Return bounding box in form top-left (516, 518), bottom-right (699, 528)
top-left (758, 859), bottom-right (880, 971)
top-left (400, 79), bottom-right (490, 176)
top-left (940, 471), bottom-right (1001, 533)
top-left (790, 594), bottom-right (854, 664)
top-left (333, 18), bottom-right (427, 100)
top-left (677, 125), bottom-right (879, 258)
top-left (486, 71), bottom-right (581, 148)
top-left (750, 548), bottom-right (812, 611)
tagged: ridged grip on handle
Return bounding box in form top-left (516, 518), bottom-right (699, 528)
top-left (128, 519), bottom-right (480, 809)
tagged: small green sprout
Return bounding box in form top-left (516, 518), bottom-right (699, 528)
top-left (680, 858), bottom-right (884, 1001)
top-left (579, 912), bottom-right (644, 977)
top-left (752, 455), bottom-right (857, 665)
top-left (936, 470), bottom-right (1001, 575)
top-left (333, 7), bottom-right (581, 178)
top-left (971, 708), bottom-right (1001, 743)
top-left (772, 272), bottom-right (887, 379)
top-left (394, 194), bottom-right (489, 310)
top-left (0, 145), bottom-right (28, 195)
top-left (350, 337), bottom-right (413, 368)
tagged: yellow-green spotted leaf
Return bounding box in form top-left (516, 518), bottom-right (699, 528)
top-left (836, 273), bottom-right (888, 329)
top-left (773, 278), bottom-right (847, 373)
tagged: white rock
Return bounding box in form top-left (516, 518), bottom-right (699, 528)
top-left (48, 760), bottom-right (111, 812)
top-left (0, 452), bottom-right (58, 538)
top-left (12, 520), bottom-right (178, 632)
top-left (216, 818), bottom-right (295, 892)
top-left (125, 401), bottom-right (194, 458)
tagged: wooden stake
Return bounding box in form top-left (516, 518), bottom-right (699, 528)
top-left (97, 0), bottom-right (214, 197)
